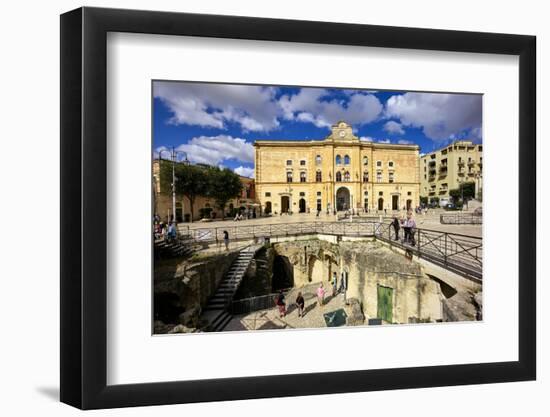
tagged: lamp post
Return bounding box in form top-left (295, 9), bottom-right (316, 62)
top-left (158, 147), bottom-right (189, 223)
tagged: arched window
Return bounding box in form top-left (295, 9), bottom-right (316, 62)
top-left (286, 171), bottom-right (293, 183)
top-left (336, 171), bottom-right (342, 182)
top-left (316, 155), bottom-right (322, 165)
top-left (316, 170), bottom-right (322, 182)
top-left (363, 171), bottom-right (369, 182)
top-left (335, 155), bottom-right (342, 165)
top-left (344, 171), bottom-right (350, 182)
top-left (363, 156), bottom-right (368, 165)
top-left (300, 171), bottom-right (306, 183)
top-left (344, 155), bottom-right (350, 165)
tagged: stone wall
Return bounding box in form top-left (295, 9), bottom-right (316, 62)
top-left (154, 250), bottom-right (240, 329)
top-left (341, 241), bottom-right (442, 323)
top-left (271, 239), bottom-right (339, 287)
top-left (271, 238), bottom-right (444, 324)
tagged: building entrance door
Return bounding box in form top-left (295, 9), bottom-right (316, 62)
top-left (377, 285), bottom-right (393, 323)
top-left (299, 198), bottom-right (306, 213)
top-left (392, 195), bottom-right (399, 210)
top-left (336, 187), bottom-right (350, 211)
top-left (406, 199), bottom-right (412, 210)
top-left (264, 201), bottom-right (272, 214)
top-left (378, 198), bottom-right (384, 211)
top-left (281, 196), bottom-right (290, 213)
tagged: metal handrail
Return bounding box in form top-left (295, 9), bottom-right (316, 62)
top-left (185, 220), bottom-right (482, 280)
top-left (440, 213), bottom-right (483, 225)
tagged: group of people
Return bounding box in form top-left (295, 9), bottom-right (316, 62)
top-left (153, 214), bottom-right (177, 241)
top-left (234, 208), bottom-right (257, 221)
top-left (390, 211), bottom-right (417, 245)
top-left (274, 271), bottom-right (348, 319)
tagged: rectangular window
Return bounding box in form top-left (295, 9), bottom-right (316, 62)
top-left (407, 191), bottom-right (412, 196)
top-left (286, 160), bottom-right (292, 166)
top-left (316, 191), bottom-right (321, 196)
top-left (376, 171), bottom-right (382, 183)
top-left (265, 192), bottom-right (271, 197)
top-left (299, 192), bottom-right (305, 197)
top-left (379, 191), bottom-right (383, 196)
top-left (300, 160), bottom-right (306, 166)
top-left (389, 172), bottom-right (394, 183)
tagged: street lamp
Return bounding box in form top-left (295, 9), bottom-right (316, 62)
top-left (158, 147), bottom-right (189, 223)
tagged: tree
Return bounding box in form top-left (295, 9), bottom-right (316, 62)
top-left (449, 181), bottom-right (476, 203)
top-left (208, 167), bottom-right (243, 217)
top-left (159, 162), bottom-right (210, 222)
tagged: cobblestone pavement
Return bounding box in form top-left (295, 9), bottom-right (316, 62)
top-left (224, 283), bottom-right (350, 331)
top-left (184, 210), bottom-right (482, 238)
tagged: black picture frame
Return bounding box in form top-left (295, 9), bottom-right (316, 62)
top-left (60, 6), bottom-right (536, 410)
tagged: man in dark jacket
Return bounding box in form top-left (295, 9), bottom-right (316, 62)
top-left (391, 216), bottom-right (400, 241)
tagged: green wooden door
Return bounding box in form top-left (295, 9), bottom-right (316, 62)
top-left (377, 285), bottom-right (393, 323)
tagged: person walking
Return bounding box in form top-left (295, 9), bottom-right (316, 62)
top-left (276, 290), bottom-right (286, 318)
top-left (316, 283), bottom-right (326, 307)
top-left (391, 216), bottom-right (400, 241)
top-left (406, 212), bottom-right (417, 246)
top-left (295, 292), bottom-right (305, 317)
top-left (401, 213), bottom-right (410, 244)
top-left (331, 271), bottom-right (338, 296)
top-left (339, 271), bottom-right (348, 303)
top-left (222, 230), bottom-right (229, 251)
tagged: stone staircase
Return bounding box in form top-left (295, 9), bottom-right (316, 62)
top-left (154, 235), bottom-right (198, 260)
top-left (202, 245), bottom-right (259, 332)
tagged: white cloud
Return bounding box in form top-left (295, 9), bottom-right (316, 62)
top-left (397, 139), bottom-right (413, 145)
top-left (359, 136), bottom-right (374, 142)
top-left (378, 138), bottom-right (391, 144)
top-left (385, 93), bottom-right (482, 141)
top-left (383, 120), bottom-right (405, 135)
top-left (154, 135), bottom-right (254, 166)
top-left (234, 166), bottom-right (255, 178)
top-left (470, 126), bottom-right (482, 140)
top-left (154, 82), bottom-right (281, 132)
top-left (279, 89), bottom-right (383, 129)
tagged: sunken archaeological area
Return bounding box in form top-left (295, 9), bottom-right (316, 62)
top-left (153, 234), bottom-right (482, 334)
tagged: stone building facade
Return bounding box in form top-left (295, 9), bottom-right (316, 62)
top-left (254, 121), bottom-right (420, 214)
top-left (420, 140), bottom-right (483, 205)
top-left (152, 160), bottom-right (257, 222)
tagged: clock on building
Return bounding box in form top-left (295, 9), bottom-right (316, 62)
top-left (339, 130), bottom-right (346, 138)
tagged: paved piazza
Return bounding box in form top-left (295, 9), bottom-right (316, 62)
top-left (224, 283), bottom-right (350, 331)
top-left (184, 210), bottom-right (482, 238)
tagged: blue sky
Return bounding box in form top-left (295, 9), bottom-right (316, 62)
top-left (153, 81), bottom-right (482, 178)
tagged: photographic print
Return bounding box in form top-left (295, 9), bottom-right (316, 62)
top-left (152, 81), bottom-right (483, 334)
